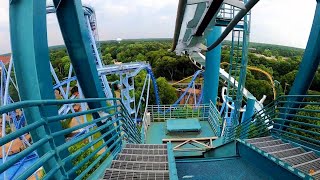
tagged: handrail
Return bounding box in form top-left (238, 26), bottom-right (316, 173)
top-left (0, 98), bottom-right (140, 179)
top-left (224, 95), bottom-right (320, 151)
top-left (167, 142), bottom-right (179, 180)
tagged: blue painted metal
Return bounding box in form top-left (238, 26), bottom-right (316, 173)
top-left (233, 1), bottom-right (250, 124)
top-left (242, 96), bottom-right (256, 123)
top-left (52, 76), bottom-right (77, 89)
top-left (146, 67), bottom-right (161, 106)
top-left (4, 0), bottom-right (320, 179)
top-left (166, 118), bottom-right (201, 132)
top-left (167, 142), bottom-right (179, 180)
top-left (172, 70), bottom-right (203, 107)
top-left (52, 0), bottom-right (105, 109)
top-left (208, 101), bottom-right (222, 136)
top-left (9, 1), bottom-right (68, 178)
top-left (98, 62), bottom-right (160, 120)
top-left (237, 140), bottom-right (306, 180)
top-left (52, 1), bottom-right (115, 167)
top-left (98, 62), bottom-right (160, 106)
top-left (176, 156), bottom-right (273, 179)
top-left (225, 95), bottom-right (320, 153)
top-left (0, 98), bottom-right (140, 179)
top-left (203, 27), bottom-right (222, 104)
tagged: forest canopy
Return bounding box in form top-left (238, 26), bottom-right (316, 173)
top-left (35, 39), bottom-right (320, 105)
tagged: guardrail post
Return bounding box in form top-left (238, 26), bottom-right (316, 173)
top-left (9, 1), bottom-right (69, 178)
top-left (241, 96), bottom-right (256, 138)
top-left (203, 27), bottom-right (222, 104)
top-left (52, 0), bottom-right (118, 155)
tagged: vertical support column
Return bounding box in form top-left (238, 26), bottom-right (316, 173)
top-left (52, 0), bottom-right (116, 160)
top-left (9, 1), bottom-right (67, 178)
top-left (242, 96), bottom-right (256, 122)
top-left (234, 8), bottom-right (250, 124)
top-left (203, 27), bottom-right (222, 104)
top-left (52, 0), bottom-right (105, 109)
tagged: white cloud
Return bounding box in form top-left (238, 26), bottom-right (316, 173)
top-left (251, 0), bottom-right (316, 48)
top-left (134, 0), bottom-right (177, 8)
top-left (0, 0), bottom-right (318, 53)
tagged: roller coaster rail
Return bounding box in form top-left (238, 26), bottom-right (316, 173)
top-left (1, 0), bottom-right (320, 179)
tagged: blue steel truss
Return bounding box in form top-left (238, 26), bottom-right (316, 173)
top-left (1, 0), bottom-right (320, 179)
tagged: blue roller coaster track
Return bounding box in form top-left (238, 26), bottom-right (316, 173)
top-left (0, 0), bottom-right (320, 179)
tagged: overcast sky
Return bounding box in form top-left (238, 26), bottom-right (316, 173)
top-left (0, 0), bottom-right (317, 54)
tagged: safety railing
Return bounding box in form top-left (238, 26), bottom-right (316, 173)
top-left (0, 98), bottom-right (140, 180)
top-left (147, 104), bottom-right (210, 122)
top-left (140, 110), bottom-right (151, 144)
top-left (208, 101), bottom-right (222, 136)
top-left (224, 95), bottom-right (320, 151)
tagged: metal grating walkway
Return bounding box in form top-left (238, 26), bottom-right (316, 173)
top-left (125, 144), bottom-right (167, 149)
top-left (121, 148), bottom-right (168, 155)
top-left (110, 160), bottom-right (168, 171)
top-left (243, 136), bottom-right (320, 179)
top-left (104, 169), bottom-right (169, 180)
top-left (104, 144), bottom-right (170, 179)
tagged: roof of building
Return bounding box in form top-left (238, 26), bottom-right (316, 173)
top-left (0, 56), bottom-right (11, 65)
top-left (179, 88), bottom-right (201, 94)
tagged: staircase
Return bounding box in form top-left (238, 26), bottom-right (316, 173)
top-left (238, 136), bottom-right (320, 179)
top-left (104, 144), bottom-right (172, 179)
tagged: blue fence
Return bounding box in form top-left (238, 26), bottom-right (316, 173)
top-left (225, 95), bottom-right (320, 152)
top-left (0, 98), bottom-right (140, 179)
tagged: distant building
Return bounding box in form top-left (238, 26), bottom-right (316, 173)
top-left (249, 47), bottom-right (257, 52)
top-left (0, 55), bottom-right (11, 65)
top-left (177, 88), bottom-right (202, 105)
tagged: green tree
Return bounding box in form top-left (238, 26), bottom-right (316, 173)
top-left (155, 77), bottom-right (177, 105)
top-left (155, 56), bottom-right (177, 81)
top-left (103, 53), bottom-right (113, 65)
top-left (290, 105), bottom-right (320, 141)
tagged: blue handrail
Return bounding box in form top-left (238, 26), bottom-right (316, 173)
top-left (223, 95), bottom-right (320, 152)
top-left (0, 98), bottom-right (140, 179)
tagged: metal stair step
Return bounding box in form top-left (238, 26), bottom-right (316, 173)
top-left (293, 158), bottom-right (320, 174)
top-left (312, 170), bottom-right (320, 179)
top-left (121, 148), bottom-right (168, 155)
top-left (269, 147), bottom-right (305, 158)
top-left (251, 139), bottom-right (283, 148)
top-left (281, 152), bottom-right (318, 166)
top-left (104, 168), bottom-right (169, 180)
top-left (110, 160), bottom-right (168, 171)
top-left (260, 143), bottom-right (294, 153)
top-left (125, 144), bottom-right (167, 149)
top-left (243, 137), bottom-right (320, 179)
top-left (245, 136), bottom-right (274, 144)
top-left (116, 153), bottom-right (168, 162)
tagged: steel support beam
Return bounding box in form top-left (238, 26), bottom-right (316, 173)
top-left (233, 6), bottom-right (250, 123)
top-left (195, 0), bottom-right (224, 36)
top-left (203, 27), bottom-right (222, 104)
top-left (207, 0), bottom-right (259, 51)
top-left (242, 96), bottom-right (256, 123)
top-left (52, 1), bottom-right (116, 167)
top-left (52, 0), bottom-right (105, 109)
top-left (172, 0), bottom-right (188, 51)
top-left (9, 1), bottom-right (67, 178)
